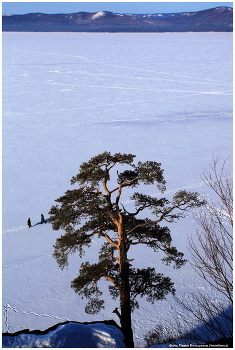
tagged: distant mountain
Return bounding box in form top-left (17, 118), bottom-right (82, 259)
top-left (2, 7), bottom-right (233, 32)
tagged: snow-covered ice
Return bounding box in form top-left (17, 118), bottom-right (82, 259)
top-left (2, 32), bottom-right (232, 346)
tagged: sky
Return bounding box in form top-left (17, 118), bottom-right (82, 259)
top-left (2, 1), bottom-right (233, 15)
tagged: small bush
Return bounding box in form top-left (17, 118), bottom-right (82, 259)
top-left (144, 325), bottom-right (176, 347)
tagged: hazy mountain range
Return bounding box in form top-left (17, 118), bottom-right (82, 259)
top-left (2, 6), bottom-right (233, 32)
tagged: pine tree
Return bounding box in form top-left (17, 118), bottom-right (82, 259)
top-left (49, 152), bottom-right (204, 347)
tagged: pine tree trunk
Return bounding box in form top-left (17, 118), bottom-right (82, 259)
top-left (118, 225), bottom-right (134, 348)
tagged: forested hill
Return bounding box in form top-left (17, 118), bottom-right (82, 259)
top-left (2, 6), bottom-right (233, 32)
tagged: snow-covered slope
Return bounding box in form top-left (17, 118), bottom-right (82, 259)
top-left (2, 32), bottom-right (232, 347)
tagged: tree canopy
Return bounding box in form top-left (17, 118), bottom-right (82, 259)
top-left (49, 152), bottom-right (204, 347)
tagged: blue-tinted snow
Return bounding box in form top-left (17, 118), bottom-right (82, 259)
top-left (2, 322), bottom-right (126, 348)
top-left (2, 32), bottom-right (232, 347)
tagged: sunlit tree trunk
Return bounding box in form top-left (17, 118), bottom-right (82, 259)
top-left (118, 222), bottom-right (134, 347)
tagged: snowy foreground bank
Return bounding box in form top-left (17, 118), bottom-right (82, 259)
top-left (3, 305), bottom-right (233, 348)
top-left (2, 317), bottom-right (232, 348)
top-left (2, 321), bottom-right (125, 348)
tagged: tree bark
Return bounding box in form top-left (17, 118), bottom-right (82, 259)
top-left (118, 223), bottom-right (134, 348)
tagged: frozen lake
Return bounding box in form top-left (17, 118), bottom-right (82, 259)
top-left (2, 32), bottom-right (232, 345)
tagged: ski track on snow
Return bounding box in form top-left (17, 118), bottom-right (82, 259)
top-left (5, 68), bottom-right (232, 91)
top-left (3, 92), bottom-right (232, 120)
top-left (5, 68), bottom-right (231, 112)
top-left (4, 48), bottom-right (232, 125)
top-left (10, 48), bottom-right (232, 84)
top-left (6, 67), bottom-right (232, 86)
top-left (25, 79), bottom-right (232, 95)
top-left (3, 220), bottom-right (51, 237)
top-left (3, 68), bottom-right (231, 121)
top-left (46, 70), bottom-right (232, 86)
top-left (1, 95), bottom-right (198, 118)
top-left (3, 304), bottom-right (71, 333)
top-left (10, 67), bottom-right (231, 87)
top-left (2, 111), bottom-right (232, 131)
top-left (3, 253), bottom-right (52, 269)
top-left (3, 225), bottom-right (29, 235)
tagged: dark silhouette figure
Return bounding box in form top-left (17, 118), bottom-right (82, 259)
top-left (41, 214), bottom-right (46, 224)
top-left (112, 307), bottom-right (121, 319)
top-left (27, 218), bottom-right (32, 228)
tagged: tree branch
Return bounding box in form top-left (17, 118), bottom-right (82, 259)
top-left (126, 203), bottom-right (184, 236)
top-left (99, 232), bottom-right (118, 249)
top-left (104, 275), bottom-right (120, 288)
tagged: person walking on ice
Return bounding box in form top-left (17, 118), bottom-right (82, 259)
top-left (41, 214), bottom-right (46, 224)
top-left (27, 218), bottom-right (32, 228)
